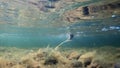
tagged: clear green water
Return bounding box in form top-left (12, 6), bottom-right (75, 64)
top-left (0, 0), bottom-right (120, 48)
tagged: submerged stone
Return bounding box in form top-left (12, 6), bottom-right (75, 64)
top-left (71, 61), bottom-right (82, 68)
top-left (84, 58), bottom-right (92, 67)
top-left (114, 63), bottom-right (120, 68)
top-left (44, 56), bottom-right (58, 65)
top-left (68, 51), bottom-right (81, 60)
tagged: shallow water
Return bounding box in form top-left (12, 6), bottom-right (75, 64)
top-left (0, 0), bottom-right (120, 48)
top-left (0, 0), bottom-right (120, 68)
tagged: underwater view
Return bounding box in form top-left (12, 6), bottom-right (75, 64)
top-left (0, 0), bottom-right (120, 68)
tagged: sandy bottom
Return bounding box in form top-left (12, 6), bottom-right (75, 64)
top-left (0, 46), bottom-right (120, 68)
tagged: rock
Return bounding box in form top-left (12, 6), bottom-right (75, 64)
top-left (27, 65), bottom-right (41, 68)
top-left (67, 51), bottom-right (81, 60)
top-left (97, 62), bottom-right (113, 68)
top-left (78, 51), bottom-right (96, 67)
top-left (115, 54), bottom-right (120, 58)
top-left (51, 51), bottom-right (70, 64)
top-left (0, 58), bottom-right (10, 68)
top-left (101, 63), bottom-right (113, 68)
top-left (44, 56), bottom-right (58, 65)
top-left (12, 64), bottom-right (25, 68)
top-left (6, 62), bottom-right (16, 67)
top-left (78, 51), bottom-right (96, 62)
top-left (84, 58), bottom-right (92, 67)
top-left (21, 58), bottom-right (41, 68)
top-left (87, 62), bottom-right (99, 68)
top-left (114, 63), bottom-right (120, 68)
top-left (91, 60), bottom-right (114, 68)
top-left (71, 61), bottom-right (82, 68)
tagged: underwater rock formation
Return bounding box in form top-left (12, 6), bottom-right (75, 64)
top-left (44, 56), bottom-right (58, 65)
top-left (114, 63), bottom-right (120, 68)
top-left (67, 51), bottom-right (81, 60)
top-left (71, 61), bottom-right (82, 68)
top-left (78, 51), bottom-right (96, 67)
top-left (0, 46), bottom-right (119, 68)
